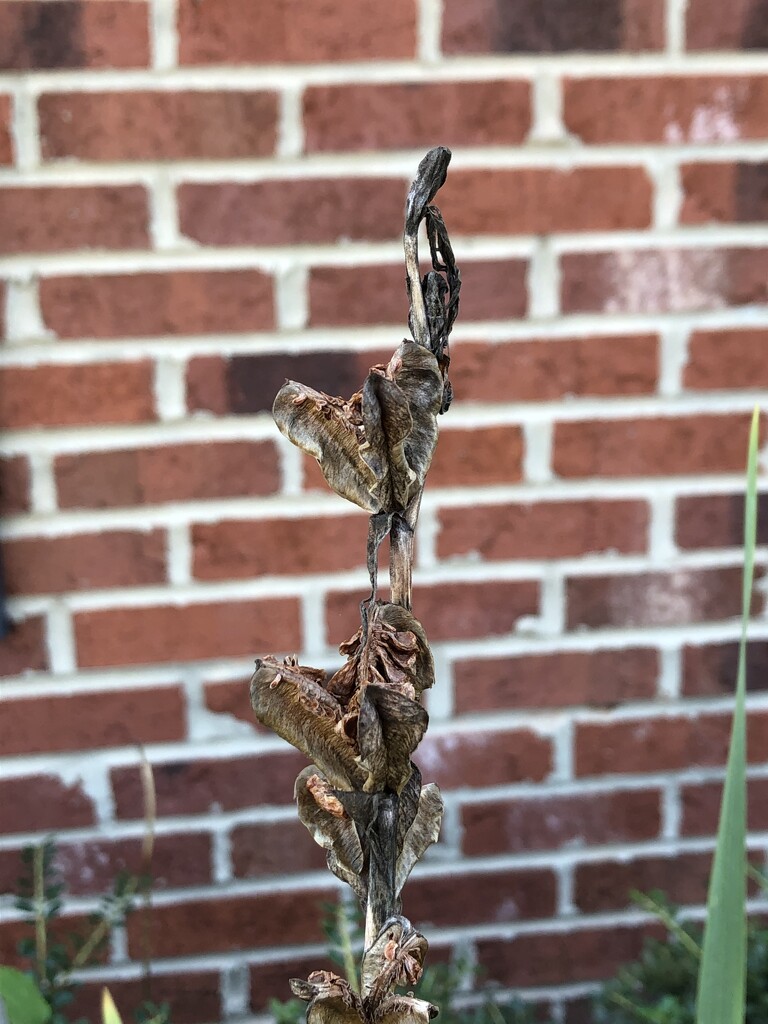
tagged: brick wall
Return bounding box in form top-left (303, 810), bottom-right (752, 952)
top-left (0, 1), bottom-right (767, 1021)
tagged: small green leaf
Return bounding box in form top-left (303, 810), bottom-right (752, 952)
top-left (101, 988), bottom-right (124, 1024)
top-left (0, 966), bottom-right (51, 1024)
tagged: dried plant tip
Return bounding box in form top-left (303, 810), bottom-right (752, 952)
top-left (404, 147), bottom-right (451, 235)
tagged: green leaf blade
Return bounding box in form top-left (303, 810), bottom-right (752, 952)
top-left (0, 966), bottom-right (51, 1024)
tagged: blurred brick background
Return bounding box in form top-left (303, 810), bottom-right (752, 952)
top-left (0, 0), bottom-right (767, 1021)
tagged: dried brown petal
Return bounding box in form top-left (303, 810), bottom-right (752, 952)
top-left (295, 767), bottom-right (366, 902)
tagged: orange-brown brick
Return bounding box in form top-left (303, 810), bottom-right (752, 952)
top-left (0, 774), bottom-right (95, 835)
top-left (564, 75), bottom-right (768, 143)
top-left (4, 529), bottom-right (167, 596)
top-left (55, 441), bottom-right (280, 509)
top-left (454, 647), bottom-right (659, 714)
top-left (417, 728), bottom-right (553, 789)
top-left (560, 247), bottom-right (768, 314)
top-left (39, 90), bottom-right (278, 161)
top-left (687, 0), bottom-right (768, 49)
top-left (74, 597), bottom-right (301, 669)
top-left (192, 515), bottom-right (369, 580)
top-left (308, 260), bottom-right (528, 327)
top-left (437, 167), bottom-right (652, 234)
top-left (40, 269), bottom-right (274, 339)
top-left (0, 95), bottom-right (12, 163)
top-left (456, 334), bottom-right (659, 402)
top-left (179, 177), bottom-right (406, 247)
top-left (575, 710), bottom-right (768, 776)
top-left (0, 456), bottom-right (30, 515)
top-left (0, 186), bottom-right (148, 252)
top-left (462, 788), bottom-right (662, 856)
top-left (0, 686), bottom-right (186, 756)
top-left (437, 498), bottom-right (648, 561)
top-left (0, 616), bottom-right (48, 676)
top-left (443, 0), bottom-right (663, 52)
top-left (177, 0), bottom-right (416, 64)
top-left (566, 566), bottom-right (751, 629)
top-left (1, 362), bottom-right (155, 428)
top-left (685, 328), bottom-right (768, 390)
top-left (554, 413), bottom-right (762, 477)
top-left (681, 162), bottom-right (768, 224)
top-left (326, 579), bottom-right (539, 644)
top-left (112, 750), bottom-right (307, 819)
top-left (429, 425), bottom-right (525, 486)
top-left (303, 80), bottom-right (531, 152)
top-left (0, 1), bottom-right (150, 69)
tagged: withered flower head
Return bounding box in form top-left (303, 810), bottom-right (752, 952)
top-left (362, 917), bottom-right (428, 1003)
top-left (273, 341), bottom-right (443, 516)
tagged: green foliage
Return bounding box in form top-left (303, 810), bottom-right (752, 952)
top-left (2, 837), bottom-right (169, 1024)
top-left (0, 966), bottom-right (52, 1024)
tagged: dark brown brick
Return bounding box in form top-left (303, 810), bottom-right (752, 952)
top-left (0, 1), bottom-right (150, 70)
top-left (405, 867), bottom-right (557, 928)
top-left (454, 648), bottom-right (659, 714)
top-left (55, 441), bottom-right (280, 509)
top-left (40, 90), bottom-right (278, 161)
top-left (178, 178), bottom-right (406, 246)
top-left (575, 851), bottom-right (714, 912)
top-left (0, 95), bottom-right (12, 164)
top-left (676, 493), bottom-right (768, 549)
top-left (683, 640), bottom-right (768, 696)
top-left (0, 616), bottom-right (48, 676)
top-left (41, 269), bottom-right (274, 339)
top-left (72, 972), bottom-right (220, 1024)
top-left (4, 529), bottom-right (166, 596)
top-left (0, 774), bottom-right (95, 835)
top-left (443, 0), bottom-right (664, 52)
top-left (0, 456), bottom-right (30, 515)
top-left (462, 788), bottom-right (662, 856)
top-left (687, 0), bottom-right (768, 49)
top-left (75, 597), bottom-right (301, 668)
top-left (682, 776), bottom-right (768, 834)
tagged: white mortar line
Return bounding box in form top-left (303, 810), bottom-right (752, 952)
top-left (150, 0), bottom-right (179, 71)
top-left (28, 450), bottom-right (57, 514)
top-left (417, 0), bottom-right (443, 63)
top-left (45, 600), bottom-right (77, 674)
top-left (10, 83), bottom-right (40, 171)
top-left (276, 84), bottom-right (304, 158)
top-left (530, 73), bottom-right (565, 143)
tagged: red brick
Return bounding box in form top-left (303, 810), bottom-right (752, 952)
top-left (0, 95), bottom-right (12, 163)
top-left (0, 833), bottom-right (212, 897)
top-left (0, 686), bottom-right (185, 757)
top-left (687, 0), bottom-right (768, 49)
top-left (178, 0), bottom-right (416, 63)
top-left (203, 677), bottom-right (262, 730)
top-left (304, 80), bottom-right (530, 152)
top-left (0, 616), bottom-right (48, 676)
top-left (127, 887), bottom-right (335, 957)
top-left (41, 269), bottom-right (274, 340)
top-left (554, 413), bottom-right (762, 478)
top-left (112, 750), bottom-right (306, 819)
top-left (477, 923), bottom-right (658, 988)
top-left (192, 515), bottom-right (368, 581)
top-left (455, 648), bottom-right (659, 715)
top-left (575, 851), bottom-right (715, 912)
top-left (682, 776), bottom-right (768, 834)
top-left (75, 597), bottom-right (301, 669)
top-left (677, 492), bottom-right (768, 550)
top-left (682, 640), bottom-right (768, 696)
top-left (417, 728), bottom-right (552, 789)
top-left (575, 710), bottom-right (768, 776)
top-left (456, 334), bottom-right (659, 402)
top-left (561, 247), bottom-right (768, 315)
top-left (71, 972), bottom-right (220, 1024)
top-left (178, 178), bottom-right (405, 246)
top-left (40, 90), bottom-right (278, 162)
top-left (681, 161), bottom-right (768, 224)
top-left (437, 166), bottom-right (652, 234)
top-left (438, 498), bottom-right (648, 562)
top-left (567, 566), bottom-right (751, 629)
top-left (0, 456), bottom-right (30, 515)
top-left (0, 186), bottom-right (148, 253)
top-left (4, 529), bottom-right (166, 596)
top-left (55, 441), bottom-right (280, 509)
top-left (0, 279), bottom-right (5, 339)
top-left (0, 774), bottom-right (95, 835)
top-left (404, 867), bottom-right (556, 928)
top-left (0, 1), bottom-right (149, 70)
top-left (564, 75), bottom-right (768, 143)
top-left (326, 579), bottom-right (540, 644)
top-left (0, 362), bottom-right (155, 428)
top-left (309, 259), bottom-right (528, 327)
top-left (429, 425), bottom-right (524, 486)
top-left (685, 328), bottom-right (768, 390)
top-left (231, 820), bottom-right (327, 878)
top-left (444, 0), bottom-right (663, 52)
top-left (1, 913), bottom-right (98, 969)
top-left (462, 787), bottom-right (661, 856)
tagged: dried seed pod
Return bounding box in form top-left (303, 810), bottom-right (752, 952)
top-left (361, 916), bottom-right (428, 1004)
top-left (291, 971), bottom-right (365, 1024)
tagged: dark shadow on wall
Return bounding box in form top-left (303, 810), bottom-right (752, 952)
top-left (0, 1), bottom-right (83, 70)
top-left (735, 162), bottom-right (768, 223)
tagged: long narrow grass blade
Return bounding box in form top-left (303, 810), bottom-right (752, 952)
top-left (695, 406), bottom-right (761, 1024)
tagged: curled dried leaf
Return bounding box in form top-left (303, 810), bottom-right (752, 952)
top-left (291, 972), bottom-right (364, 1024)
top-left (358, 684), bottom-right (428, 795)
top-left (395, 784), bottom-right (443, 897)
top-left (273, 342), bottom-right (442, 516)
top-left (362, 917), bottom-right (428, 1004)
top-left (251, 657), bottom-right (367, 790)
top-left (375, 996), bottom-right (438, 1024)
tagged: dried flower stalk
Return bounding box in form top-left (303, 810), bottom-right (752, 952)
top-left (251, 147), bottom-right (460, 1024)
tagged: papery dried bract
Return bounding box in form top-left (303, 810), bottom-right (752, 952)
top-left (395, 783), bottom-right (443, 897)
top-left (291, 972), bottom-right (364, 1024)
top-left (358, 685), bottom-right (428, 794)
top-left (295, 766), bottom-right (366, 902)
top-left (375, 996), bottom-right (438, 1024)
top-left (362, 917), bottom-right (428, 1003)
top-left (273, 342), bottom-right (443, 516)
top-left (250, 656), bottom-right (367, 790)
